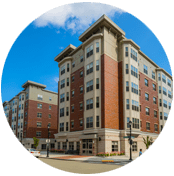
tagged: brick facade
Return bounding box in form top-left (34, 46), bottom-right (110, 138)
top-left (139, 72), bottom-right (159, 134)
top-left (101, 54), bottom-right (119, 129)
top-left (70, 67), bottom-right (84, 131)
top-left (26, 100), bottom-right (58, 138)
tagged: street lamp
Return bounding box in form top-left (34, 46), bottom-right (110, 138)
top-left (129, 121), bottom-right (133, 161)
top-left (47, 124), bottom-right (50, 157)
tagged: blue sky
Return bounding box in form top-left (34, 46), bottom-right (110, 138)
top-left (1, 2), bottom-right (172, 103)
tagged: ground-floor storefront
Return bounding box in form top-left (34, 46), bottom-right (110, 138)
top-left (54, 129), bottom-right (158, 157)
top-left (22, 138), bottom-right (55, 150)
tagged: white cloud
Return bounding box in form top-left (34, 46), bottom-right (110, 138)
top-left (59, 46), bottom-right (64, 49)
top-left (54, 77), bottom-right (59, 82)
top-left (33, 2), bottom-right (125, 34)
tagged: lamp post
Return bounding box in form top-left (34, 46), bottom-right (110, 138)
top-left (47, 124), bottom-right (50, 157)
top-left (129, 121), bottom-right (132, 161)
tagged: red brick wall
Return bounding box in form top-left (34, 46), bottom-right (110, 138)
top-left (101, 54), bottom-right (119, 129)
top-left (8, 110), bottom-right (12, 126)
top-left (139, 72), bottom-right (159, 134)
top-left (26, 100), bottom-right (58, 138)
top-left (118, 61), bottom-right (124, 130)
top-left (70, 67), bottom-right (84, 131)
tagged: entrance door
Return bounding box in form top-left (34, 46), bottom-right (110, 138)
top-left (82, 139), bottom-right (93, 155)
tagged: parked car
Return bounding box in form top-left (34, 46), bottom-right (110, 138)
top-left (27, 148), bottom-right (40, 158)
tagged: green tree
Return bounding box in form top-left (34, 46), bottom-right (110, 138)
top-left (143, 136), bottom-right (153, 149)
top-left (33, 137), bottom-right (40, 149)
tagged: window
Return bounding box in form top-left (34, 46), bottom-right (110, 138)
top-left (67, 78), bottom-right (69, 86)
top-left (132, 142), bottom-right (137, 151)
top-left (71, 121), bottom-right (74, 128)
top-left (61, 65), bottom-right (65, 75)
top-left (154, 110), bottom-right (157, 118)
top-left (112, 141), bottom-right (118, 152)
top-left (96, 60), bottom-right (99, 71)
top-left (19, 104), bottom-right (21, 110)
top-left (22, 104), bottom-right (24, 110)
top-left (152, 71), bottom-right (155, 79)
top-left (60, 79), bottom-right (65, 89)
top-left (125, 47), bottom-right (128, 57)
top-left (80, 103), bottom-right (83, 110)
top-left (37, 103), bottom-right (42, 109)
top-left (144, 65), bottom-right (148, 74)
top-left (26, 94), bottom-right (28, 100)
top-left (153, 97), bottom-right (156, 104)
top-left (152, 84), bottom-right (156, 91)
top-left (158, 73), bottom-right (161, 81)
top-left (66, 92), bottom-right (69, 101)
top-left (86, 99), bottom-right (93, 110)
top-left (163, 100), bottom-right (167, 108)
top-left (168, 90), bottom-right (172, 98)
top-left (126, 99), bottom-right (129, 109)
top-left (80, 71), bottom-right (83, 78)
top-left (62, 142), bottom-right (67, 150)
top-left (146, 107), bottom-right (150, 115)
top-left (131, 48), bottom-right (137, 61)
top-left (25, 112), bottom-right (27, 117)
top-left (86, 117), bottom-right (93, 128)
top-left (154, 124), bottom-right (158, 132)
top-left (132, 100), bottom-right (139, 111)
top-left (60, 123), bottom-right (64, 132)
top-left (126, 81), bottom-right (129, 91)
top-left (49, 105), bottom-right (52, 110)
top-left (144, 79), bottom-right (148, 86)
top-left (86, 80), bottom-right (93, 92)
top-left (132, 118), bottom-right (139, 129)
top-left (48, 114), bottom-right (51, 119)
top-left (126, 64), bottom-right (129, 74)
top-left (159, 99), bottom-right (162, 106)
top-left (96, 42), bottom-right (99, 53)
top-left (96, 97), bottom-right (99, 108)
top-left (163, 87), bottom-right (167, 95)
top-left (80, 55), bottom-right (83, 62)
top-left (169, 102), bottom-right (171, 109)
top-left (57, 142), bottom-right (60, 149)
top-left (72, 61), bottom-right (75, 68)
top-left (69, 142), bottom-right (74, 150)
top-left (26, 102), bottom-right (28, 108)
top-left (60, 93), bottom-right (65, 103)
top-left (72, 76), bottom-right (74, 83)
top-left (96, 116), bottom-right (99, 127)
top-left (86, 62), bottom-right (93, 75)
top-left (131, 65), bottom-right (138, 78)
top-left (18, 114), bottom-right (20, 119)
top-left (19, 95), bottom-right (21, 101)
top-left (164, 112), bottom-right (168, 120)
top-left (160, 112), bottom-right (163, 120)
top-left (36, 131), bottom-right (41, 137)
top-left (37, 122), bottom-right (42, 128)
top-left (162, 74), bottom-right (166, 83)
top-left (22, 95), bottom-right (24, 100)
top-left (37, 113), bottom-right (42, 118)
top-left (127, 117), bottom-right (130, 128)
top-left (131, 82), bottom-right (138, 94)
top-left (159, 86), bottom-right (161, 93)
top-left (60, 108), bottom-right (64, 117)
top-left (167, 79), bottom-right (171, 87)
top-left (80, 86), bottom-right (83, 94)
top-left (95, 78), bottom-right (99, 89)
top-left (139, 89), bottom-right (141, 96)
top-left (67, 63), bottom-right (69, 72)
top-left (72, 90), bottom-right (74, 98)
top-left (66, 107), bottom-right (69, 116)
top-left (161, 125), bottom-right (163, 131)
top-left (21, 113), bottom-right (23, 119)
top-left (72, 105), bottom-right (74, 112)
top-left (86, 45), bottom-right (93, 58)
top-left (80, 119), bottom-right (83, 127)
top-left (146, 122), bottom-right (150, 130)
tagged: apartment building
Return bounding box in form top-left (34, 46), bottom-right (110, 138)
top-left (54, 15), bottom-right (173, 156)
top-left (3, 81), bottom-right (58, 150)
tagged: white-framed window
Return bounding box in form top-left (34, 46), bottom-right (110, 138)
top-left (86, 117), bottom-right (93, 128)
top-left (37, 103), bottom-right (42, 109)
top-left (162, 74), bottom-right (166, 83)
top-left (37, 94), bottom-right (43, 100)
top-left (86, 62), bottom-right (93, 75)
top-left (111, 141), bottom-right (118, 152)
top-left (86, 45), bottom-right (93, 58)
top-left (37, 122), bottom-right (42, 128)
top-left (61, 65), bottom-right (65, 75)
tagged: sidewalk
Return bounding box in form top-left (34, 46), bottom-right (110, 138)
top-left (39, 154), bottom-right (137, 163)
